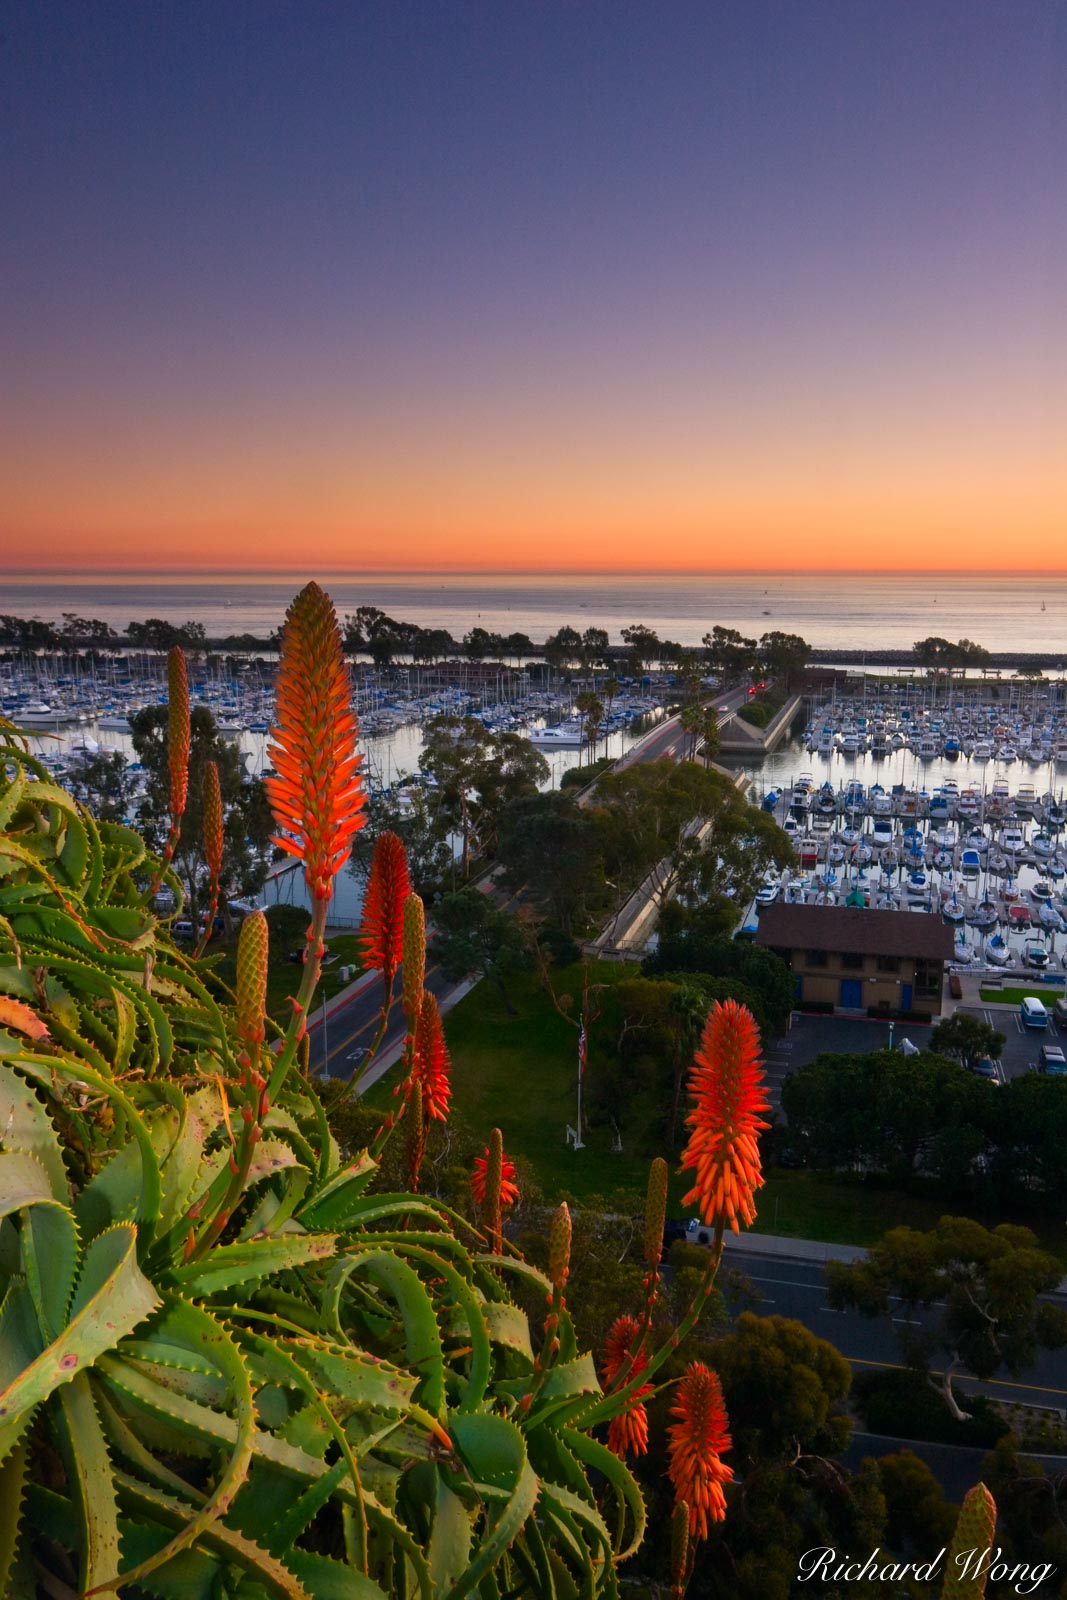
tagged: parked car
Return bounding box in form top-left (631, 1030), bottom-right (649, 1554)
top-left (1020, 997), bottom-right (1050, 1030)
top-left (1054, 997), bottom-right (1067, 1025)
top-left (1039, 1043), bottom-right (1067, 1075)
top-left (971, 1057), bottom-right (1000, 1084)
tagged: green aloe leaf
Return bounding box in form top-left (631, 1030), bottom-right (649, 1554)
top-left (328, 1248), bottom-right (445, 1416)
top-left (0, 1437), bottom-right (28, 1596)
top-left (0, 1063), bottom-right (69, 1199)
top-left (99, 1299), bottom-right (256, 1595)
top-left (113, 1472), bottom-right (311, 1599)
top-left (565, 1427), bottom-right (646, 1564)
top-left (55, 1371), bottom-right (122, 1595)
top-left (0, 1222), bottom-right (159, 1460)
top-left (428, 1472), bottom-right (473, 1592)
top-left (171, 1233), bottom-right (338, 1296)
top-left (296, 1150), bottom-right (377, 1230)
top-left (447, 1412), bottom-right (540, 1600)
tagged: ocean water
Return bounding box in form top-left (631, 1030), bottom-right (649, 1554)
top-left (5, 571), bottom-right (1067, 657)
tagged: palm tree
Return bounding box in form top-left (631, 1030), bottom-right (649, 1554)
top-left (574, 691), bottom-right (605, 767)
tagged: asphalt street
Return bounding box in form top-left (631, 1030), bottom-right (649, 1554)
top-left (725, 1249), bottom-right (1067, 1415)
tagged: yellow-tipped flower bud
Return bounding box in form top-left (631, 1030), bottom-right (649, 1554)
top-left (943, 1483), bottom-right (997, 1600)
top-left (548, 1201), bottom-right (571, 1294)
top-left (670, 1501), bottom-right (690, 1598)
top-left (402, 893), bottom-right (426, 1021)
top-left (644, 1156), bottom-right (668, 1268)
top-left (406, 1078), bottom-right (425, 1192)
top-left (203, 759), bottom-right (224, 881)
top-left (236, 910), bottom-right (268, 1047)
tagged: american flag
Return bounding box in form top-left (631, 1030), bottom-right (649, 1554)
top-left (578, 1018), bottom-right (587, 1076)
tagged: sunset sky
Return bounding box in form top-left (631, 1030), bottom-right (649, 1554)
top-left (2, 3), bottom-right (1064, 575)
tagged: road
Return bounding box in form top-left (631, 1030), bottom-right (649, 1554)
top-left (724, 1247), bottom-right (1067, 1414)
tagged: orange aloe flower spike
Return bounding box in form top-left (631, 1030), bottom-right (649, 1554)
top-left (264, 582), bottom-right (366, 901)
top-left (679, 999), bottom-right (770, 1235)
top-left (602, 1314), bottom-right (652, 1459)
top-left (667, 1361), bottom-right (733, 1539)
top-left (360, 830), bottom-right (411, 992)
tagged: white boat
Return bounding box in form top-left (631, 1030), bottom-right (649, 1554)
top-left (1039, 902), bottom-right (1065, 932)
top-left (972, 900), bottom-right (998, 930)
top-left (984, 933), bottom-right (1010, 965)
top-left (528, 723), bottom-right (587, 747)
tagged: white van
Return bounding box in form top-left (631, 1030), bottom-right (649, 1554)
top-left (1020, 996), bottom-right (1049, 1030)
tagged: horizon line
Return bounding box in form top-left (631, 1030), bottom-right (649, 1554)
top-left (7, 566), bottom-right (1067, 581)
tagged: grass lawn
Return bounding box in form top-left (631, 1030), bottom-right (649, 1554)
top-left (362, 968), bottom-right (1067, 1263)
top-left (363, 963), bottom-right (674, 1205)
top-left (980, 985), bottom-right (1064, 1005)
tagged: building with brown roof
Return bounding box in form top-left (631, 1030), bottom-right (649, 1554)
top-left (754, 904), bottom-right (953, 1019)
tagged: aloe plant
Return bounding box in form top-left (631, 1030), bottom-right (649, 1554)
top-left (0, 645), bottom-right (654, 1596)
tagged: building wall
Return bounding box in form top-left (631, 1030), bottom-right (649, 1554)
top-left (782, 947), bottom-right (944, 1018)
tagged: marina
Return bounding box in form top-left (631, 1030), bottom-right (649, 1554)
top-left (724, 684), bottom-right (1067, 977)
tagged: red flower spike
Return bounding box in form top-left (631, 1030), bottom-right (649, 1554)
top-left (413, 990), bottom-right (451, 1121)
top-left (679, 1000), bottom-right (770, 1235)
top-left (667, 1362), bottom-right (733, 1539)
top-left (359, 830), bottom-right (411, 988)
top-left (264, 583), bottom-right (366, 901)
top-left (471, 1144), bottom-right (519, 1207)
top-left (602, 1314), bottom-right (652, 1459)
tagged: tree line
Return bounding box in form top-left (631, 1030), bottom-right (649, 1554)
top-left (1, 602), bottom-right (812, 685)
top-left (781, 1038), bottom-right (1067, 1213)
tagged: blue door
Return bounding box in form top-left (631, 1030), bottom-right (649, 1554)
top-left (840, 978), bottom-right (863, 1009)
top-left (902, 982), bottom-right (913, 1010)
top-left (794, 975), bottom-right (803, 1001)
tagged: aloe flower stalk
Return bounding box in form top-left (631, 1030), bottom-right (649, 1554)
top-left (602, 1315), bottom-right (651, 1459)
top-left (943, 1483), bottom-right (998, 1600)
top-left (262, 584), bottom-right (366, 1099)
top-left (413, 991), bottom-right (451, 1122)
top-left (670, 1501), bottom-right (691, 1599)
top-left (644, 1156), bottom-right (668, 1271)
top-left (360, 830), bottom-right (411, 1003)
top-left (679, 1000), bottom-right (770, 1235)
top-left (406, 1078), bottom-right (426, 1192)
top-left (336, 833), bottom-right (413, 1106)
top-left (194, 758), bottom-right (224, 957)
top-left (401, 893), bottom-right (426, 1023)
top-left (236, 909), bottom-right (268, 1051)
top-left (472, 1128), bottom-right (518, 1255)
top-left (264, 582), bottom-right (366, 904)
top-left (168, 645), bottom-right (191, 823)
top-left (667, 1362), bottom-right (733, 1539)
top-left (148, 646), bottom-right (190, 896)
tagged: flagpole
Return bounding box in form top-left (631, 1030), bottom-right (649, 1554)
top-left (575, 1015), bottom-right (586, 1150)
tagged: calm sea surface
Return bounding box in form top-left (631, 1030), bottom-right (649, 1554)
top-left (6, 572), bottom-right (1067, 657)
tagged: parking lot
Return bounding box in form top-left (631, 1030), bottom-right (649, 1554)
top-left (761, 1004), bottom-right (1062, 1102)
